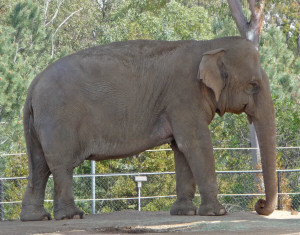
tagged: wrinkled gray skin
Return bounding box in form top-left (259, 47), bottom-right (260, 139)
top-left (21, 37), bottom-right (277, 221)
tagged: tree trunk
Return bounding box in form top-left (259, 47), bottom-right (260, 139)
top-left (227, 0), bottom-right (265, 48)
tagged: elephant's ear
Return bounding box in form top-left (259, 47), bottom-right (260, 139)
top-left (197, 48), bottom-right (227, 102)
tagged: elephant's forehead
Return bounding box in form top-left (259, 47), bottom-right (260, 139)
top-left (227, 45), bottom-right (260, 69)
top-left (229, 43), bottom-right (259, 59)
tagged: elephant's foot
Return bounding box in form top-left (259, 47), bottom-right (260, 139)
top-left (198, 201), bottom-right (226, 216)
top-left (170, 200), bottom-right (197, 215)
top-left (54, 203), bottom-right (84, 220)
top-left (20, 205), bottom-right (51, 221)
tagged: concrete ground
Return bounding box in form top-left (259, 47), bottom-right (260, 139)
top-left (0, 210), bottom-right (299, 235)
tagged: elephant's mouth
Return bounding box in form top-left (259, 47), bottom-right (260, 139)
top-left (233, 104), bottom-right (248, 115)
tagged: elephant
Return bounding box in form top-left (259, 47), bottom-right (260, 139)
top-left (20, 36), bottom-right (277, 221)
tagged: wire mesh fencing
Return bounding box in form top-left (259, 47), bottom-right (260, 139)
top-left (1, 169), bottom-right (299, 221)
top-left (0, 147), bottom-right (299, 221)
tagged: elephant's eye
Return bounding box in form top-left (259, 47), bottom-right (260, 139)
top-left (246, 82), bottom-right (260, 94)
top-left (250, 81), bottom-right (258, 87)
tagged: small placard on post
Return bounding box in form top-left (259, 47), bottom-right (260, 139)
top-left (135, 176), bottom-right (147, 182)
top-left (135, 176), bottom-right (147, 212)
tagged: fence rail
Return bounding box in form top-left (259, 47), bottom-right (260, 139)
top-left (1, 146), bottom-right (299, 156)
top-left (0, 147), bottom-right (299, 221)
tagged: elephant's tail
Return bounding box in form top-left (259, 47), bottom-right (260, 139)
top-left (23, 93), bottom-right (34, 186)
top-left (23, 78), bottom-right (48, 187)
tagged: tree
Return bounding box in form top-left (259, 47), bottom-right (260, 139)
top-left (228, 0), bottom-right (265, 47)
top-left (40, 0), bottom-right (92, 54)
top-left (259, 26), bottom-right (300, 169)
top-left (0, 1), bottom-right (52, 153)
top-left (265, 0), bottom-right (300, 55)
top-left (0, 0), bottom-right (57, 219)
top-left (97, 0), bottom-right (214, 43)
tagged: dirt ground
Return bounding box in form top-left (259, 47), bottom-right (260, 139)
top-left (1, 210), bottom-right (299, 235)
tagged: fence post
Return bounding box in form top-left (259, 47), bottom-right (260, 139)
top-left (277, 171), bottom-right (282, 210)
top-left (0, 179), bottom-right (3, 221)
top-left (91, 160), bottom-right (96, 214)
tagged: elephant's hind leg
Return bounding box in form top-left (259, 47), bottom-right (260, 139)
top-left (170, 142), bottom-right (197, 215)
top-left (41, 122), bottom-right (84, 220)
top-left (50, 162), bottom-right (84, 220)
top-left (20, 140), bottom-right (51, 221)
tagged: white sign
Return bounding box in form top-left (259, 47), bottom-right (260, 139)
top-left (135, 176), bottom-right (147, 182)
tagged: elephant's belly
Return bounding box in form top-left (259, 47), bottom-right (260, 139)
top-left (85, 114), bottom-right (173, 161)
top-left (86, 135), bottom-right (173, 161)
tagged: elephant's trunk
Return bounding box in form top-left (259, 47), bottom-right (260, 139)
top-left (251, 83), bottom-right (277, 215)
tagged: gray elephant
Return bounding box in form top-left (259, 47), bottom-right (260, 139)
top-left (20, 37), bottom-right (277, 221)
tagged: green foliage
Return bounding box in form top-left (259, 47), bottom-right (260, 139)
top-left (210, 113), bottom-right (252, 170)
top-left (97, 0), bottom-right (213, 43)
top-left (0, 1), bottom-right (53, 153)
top-left (0, 156), bottom-right (7, 177)
top-left (266, 0), bottom-right (300, 54)
top-left (41, 0), bottom-right (102, 51)
top-left (0, 1), bottom-right (60, 220)
top-left (260, 26), bottom-right (300, 99)
top-left (143, 197), bottom-right (175, 211)
top-left (207, 0), bottom-right (240, 37)
top-left (2, 155), bottom-right (28, 220)
top-left (259, 26), bottom-right (299, 169)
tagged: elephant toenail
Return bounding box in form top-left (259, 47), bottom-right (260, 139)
top-left (187, 210), bottom-right (196, 215)
top-left (220, 209), bottom-right (226, 214)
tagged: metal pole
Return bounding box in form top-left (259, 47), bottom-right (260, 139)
top-left (277, 171), bottom-right (282, 210)
top-left (91, 160), bottom-right (96, 214)
top-left (137, 182), bottom-right (141, 211)
top-left (135, 176), bottom-right (147, 212)
top-left (0, 180), bottom-right (3, 221)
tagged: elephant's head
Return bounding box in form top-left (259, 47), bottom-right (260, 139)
top-left (198, 39), bottom-right (277, 215)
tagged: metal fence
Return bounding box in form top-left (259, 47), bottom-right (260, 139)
top-left (0, 147), bottom-right (299, 221)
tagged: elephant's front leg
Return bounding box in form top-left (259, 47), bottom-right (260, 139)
top-left (170, 141), bottom-right (197, 215)
top-left (172, 121), bottom-right (226, 216)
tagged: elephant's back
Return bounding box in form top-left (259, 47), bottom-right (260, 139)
top-left (75, 40), bottom-right (192, 60)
